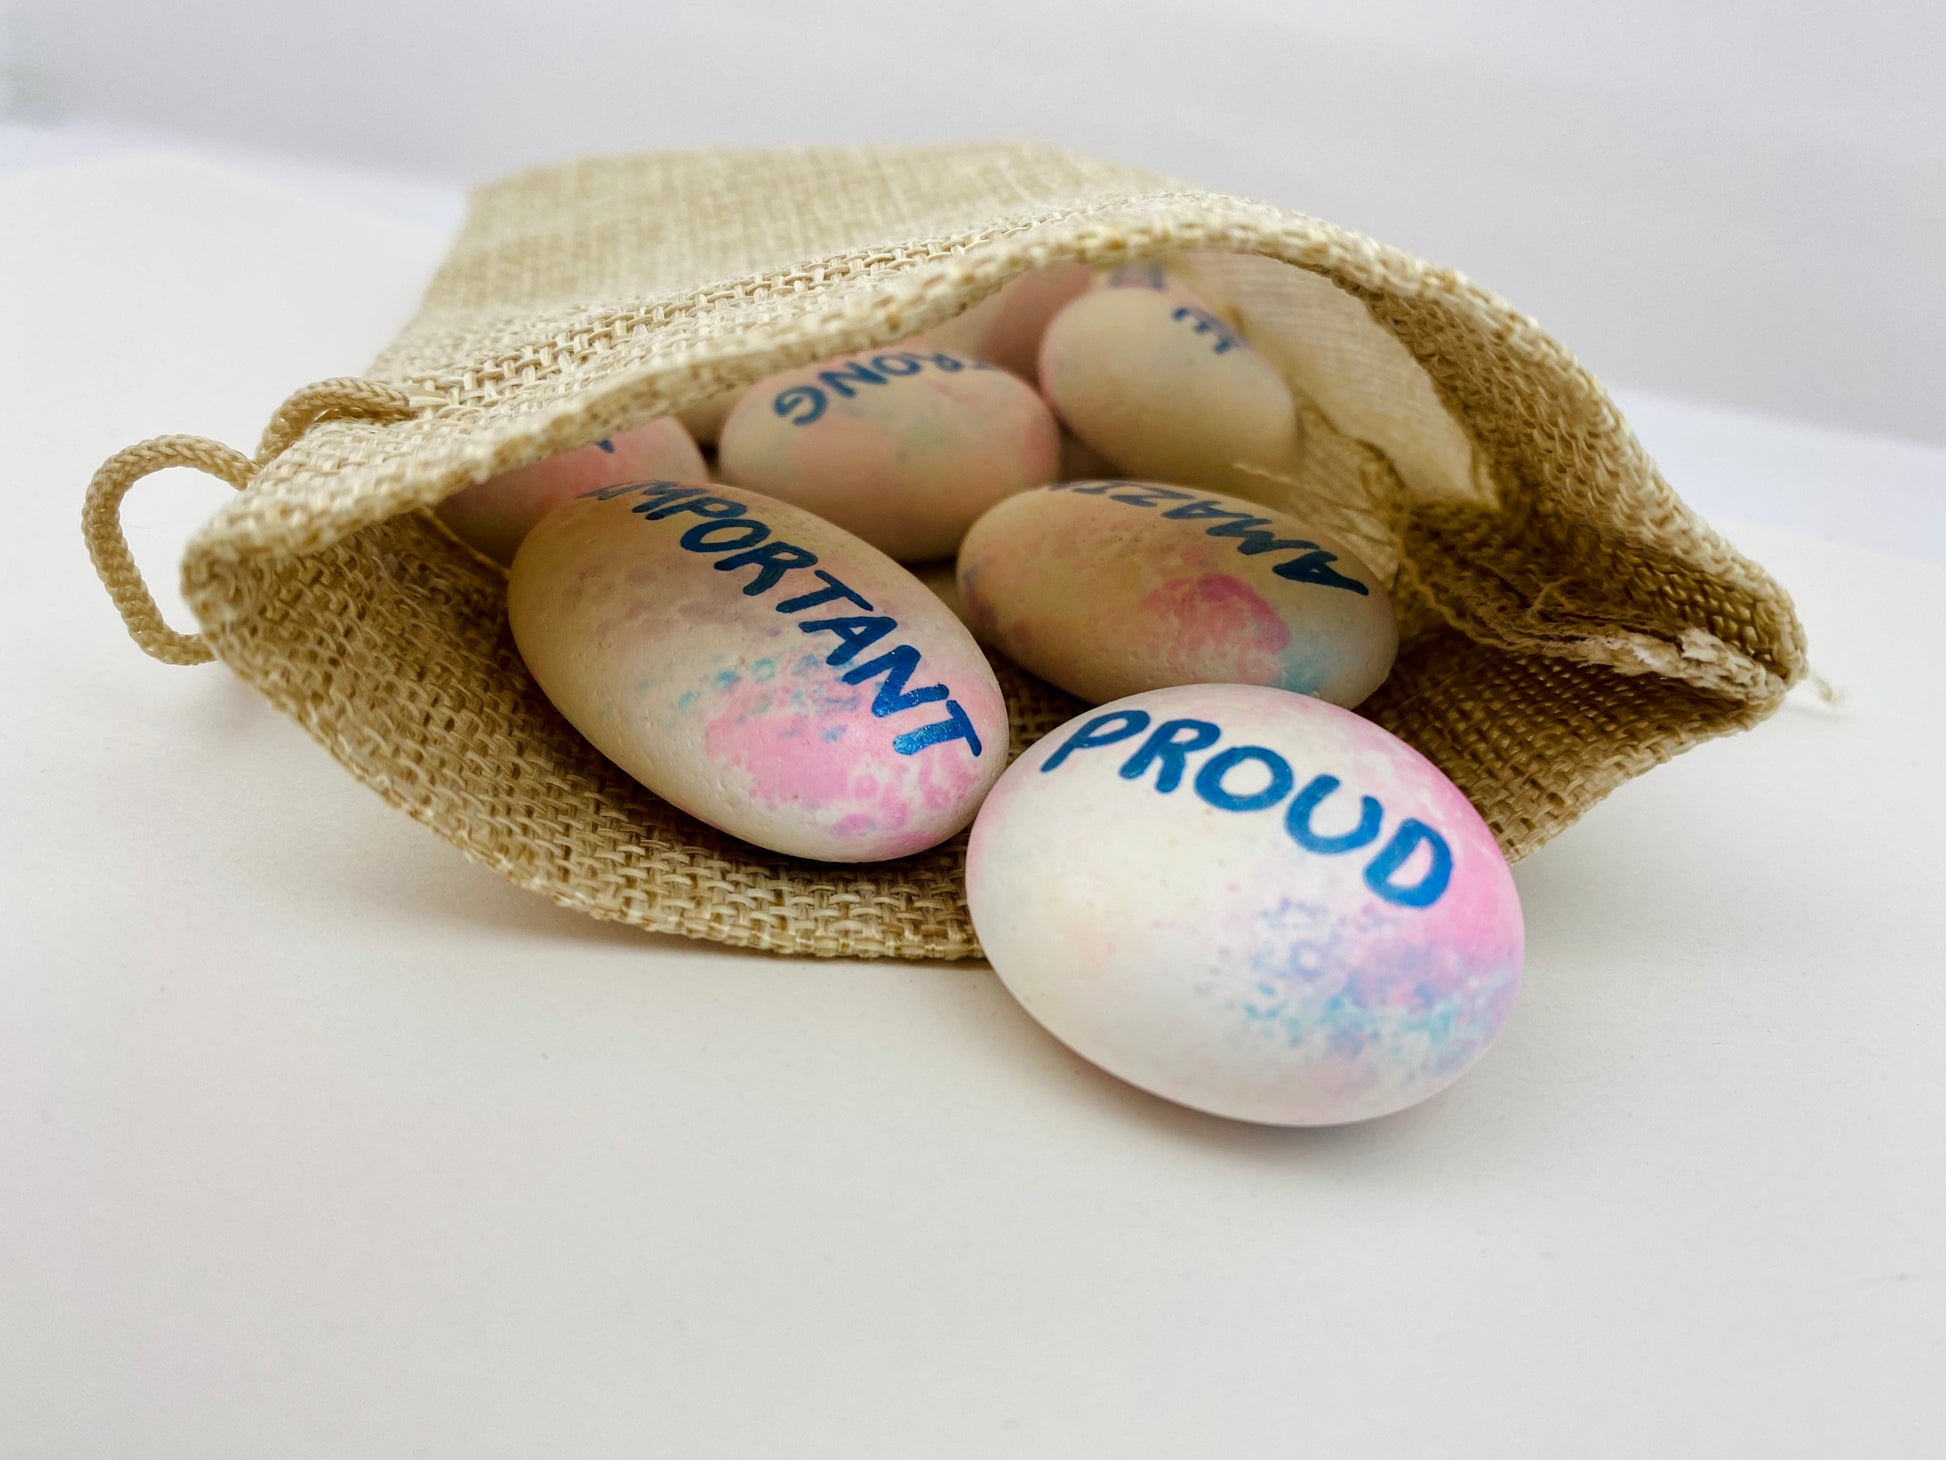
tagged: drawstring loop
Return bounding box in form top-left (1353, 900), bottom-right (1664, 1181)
top-left (81, 378), bottom-right (422, 665)
top-left (254, 377), bottom-right (418, 462)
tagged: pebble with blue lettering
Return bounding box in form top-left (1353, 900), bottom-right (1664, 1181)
top-left (718, 347), bottom-right (1060, 562)
top-left (958, 480), bottom-right (1396, 708)
top-left (507, 481), bottom-right (1008, 862)
top-left (1038, 273), bottom-right (1302, 500)
top-left (967, 683), bottom-right (1522, 1125)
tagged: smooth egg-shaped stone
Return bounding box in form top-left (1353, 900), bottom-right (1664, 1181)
top-left (922, 264), bottom-right (1094, 381)
top-left (1038, 283), bottom-right (1301, 496)
top-left (508, 480), bottom-right (1009, 862)
top-left (437, 417), bottom-right (706, 565)
top-left (958, 481), bottom-right (1397, 708)
top-left (717, 347), bottom-right (1060, 562)
top-left (967, 683), bottom-right (1523, 1125)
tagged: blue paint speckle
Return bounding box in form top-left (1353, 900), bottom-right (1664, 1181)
top-left (1274, 655), bottom-right (1327, 697)
top-left (1227, 898), bottom-right (1499, 1081)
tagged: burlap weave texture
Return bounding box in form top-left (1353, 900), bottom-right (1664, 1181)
top-left (88, 143), bottom-right (1807, 958)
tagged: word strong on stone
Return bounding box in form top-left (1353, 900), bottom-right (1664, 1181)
top-left (590, 481), bottom-right (985, 758)
top-left (770, 350), bottom-right (1000, 427)
top-left (719, 346), bottom-right (1061, 562)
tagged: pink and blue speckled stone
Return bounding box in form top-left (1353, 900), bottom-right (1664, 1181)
top-left (717, 347), bottom-right (1059, 563)
top-left (958, 480), bottom-right (1397, 709)
top-left (967, 683), bottom-right (1523, 1125)
top-left (508, 481), bottom-right (1007, 862)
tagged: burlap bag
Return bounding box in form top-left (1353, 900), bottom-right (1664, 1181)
top-left (84, 143), bottom-right (1806, 959)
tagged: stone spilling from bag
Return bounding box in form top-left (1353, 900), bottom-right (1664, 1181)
top-left (716, 347), bottom-right (1060, 562)
top-left (507, 480), bottom-right (1007, 863)
top-left (957, 480), bottom-right (1396, 708)
top-left (966, 683), bottom-right (1524, 1126)
top-left (438, 417), bottom-right (706, 565)
top-left (486, 261), bottom-right (1518, 1126)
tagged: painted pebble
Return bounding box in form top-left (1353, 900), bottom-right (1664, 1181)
top-left (967, 683), bottom-right (1523, 1126)
top-left (437, 417), bottom-right (707, 565)
top-left (1038, 278), bottom-right (1301, 496)
top-left (508, 481), bottom-right (1009, 862)
top-left (958, 481), bottom-right (1396, 708)
top-left (717, 347), bottom-right (1061, 563)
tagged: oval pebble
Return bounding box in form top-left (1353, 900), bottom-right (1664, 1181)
top-left (437, 417), bottom-right (707, 565)
top-left (967, 683), bottom-right (1523, 1125)
top-left (718, 347), bottom-right (1060, 562)
top-left (1038, 281), bottom-right (1301, 496)
top-left (958, 481), bottom-right (1397, 708)
top-left (509, 480), bottom-right (1009, 862)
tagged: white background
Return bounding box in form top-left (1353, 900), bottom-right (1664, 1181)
top-left (5, 0), bottom-right (1943, 446)
top-left (3, 6), bottom-right (1944, 1455)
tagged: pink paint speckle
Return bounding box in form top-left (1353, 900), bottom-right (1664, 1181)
top-left (703, 676), bottom-right (877, 812)
top-left (1141, 573), bottom-right (1290, 681)
top-left (698, 661), bottom-right (948, 850)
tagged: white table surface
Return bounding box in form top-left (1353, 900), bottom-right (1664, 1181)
top-left (4, 142), bottom-right (1943, 1459)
